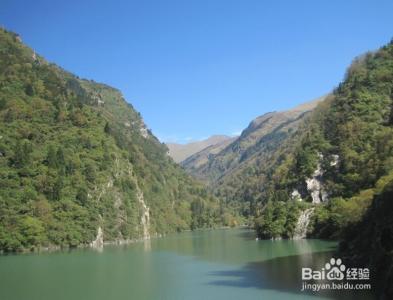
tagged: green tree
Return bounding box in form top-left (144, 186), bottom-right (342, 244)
top-left (46, 145), bottom-right (57, 168)
top-left (76, 186), bottom-right (88, 205)
top-left (13, 140), bottom-right (32, 168)
top-left (19, 216), bottom-right (46, 247)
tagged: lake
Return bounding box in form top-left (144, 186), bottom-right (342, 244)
top-left (0, 228), bottom-right (375, 300)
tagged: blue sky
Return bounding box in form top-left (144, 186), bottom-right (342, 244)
top-left (2, 0), bottom-right (393, 143)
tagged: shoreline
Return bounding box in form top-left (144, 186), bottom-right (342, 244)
top-left (0, 225), bottom-right (251, 256)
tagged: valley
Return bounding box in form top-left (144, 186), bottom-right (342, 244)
top-left (0, 24), bottom-right (392, 299)
top-left (165, 41), bottom-right (393, 297)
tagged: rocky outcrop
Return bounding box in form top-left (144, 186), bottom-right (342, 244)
top-left (293, 208), bottom-right (314, 239)
top-left (125, 162), bottom-right (151, 240)
top-left (91, 155), bottom-right (151, 242)
top-left (306, 154), bottom-right (328, 203)
top-left (291, 189), bottom-right (303, 201)
top-left (139, 126), bottom-right (149, 138)
top-left (90, 226), bottom-right (104, 248)
top-left (330, 154), bottom-right (339, 167)
top-left (304, 153), bottom-right (340, 203)
top-left (137, 186), bottom-right (150, 240)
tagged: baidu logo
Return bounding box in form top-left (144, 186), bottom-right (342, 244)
top-left (301, 257), bottom-right (371, 292)
top-left (302, 257), bottom-right (346, 281)
top-left (325, 258), bottom-right (346, 280)
top-left (302, 257), bottom-right (369, 281)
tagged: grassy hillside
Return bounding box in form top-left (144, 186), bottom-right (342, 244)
top-left (167, 135), bottom-right (233, 163)
top-left (0, 28), bottom-right (224, 252)
top-left (181, 136), bottom-right (236, 174)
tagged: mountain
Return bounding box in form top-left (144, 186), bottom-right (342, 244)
top-left (184, 97), bottom-right (324, 184)
top-left (339, 181), bottom-right (393, 297)
top-left (254, 43), bottom-right (393, 238)
top-left (251, 40), bottom-right (393, 297)
top-left (182, 97), bottom-right (325, 186)
top-left (0, 28), bottom-right (225, 252)
top-left (181, 136), bottom-right (236, 170)
top-left (166, 135), bottom-right (234, 163)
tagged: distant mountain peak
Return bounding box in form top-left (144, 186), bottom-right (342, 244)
top-left (166, 135), bottom-right (235, 163)
top-left (182, 96), bottom-right (326, 182)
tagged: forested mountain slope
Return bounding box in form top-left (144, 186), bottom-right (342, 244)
top-left (252, 39), bottom-right (393, 297)
top-left (181, 98), bottom-right (323, 219)
top-left (180, 135), bottom-right (236, 173)
top-left (339, 181), bottom-right (393, 298)
top-left (255, 40), bottom-right (393, 238)
top-left (184, 98), bottom-right (323, 185)
top-left (0, 28), bottom-right (223, 252)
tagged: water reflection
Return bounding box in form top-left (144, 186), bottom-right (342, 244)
top-left (149, 229), bottom-right (337, 266)
top-left (91, 246), bottom-right (104, 253)
top-left (143, 240), bottom-right (151, 252)
top-left (207, 251), bottom-right (376, 300)
top-left (1, 228), bottom-right (370, 300)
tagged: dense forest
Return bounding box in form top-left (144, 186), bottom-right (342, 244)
top-left (241, 39), bottom-right (393, 295)
top-left (0, 28), bottom-right (230, 252)
top-left (254, 39), bottom-right (393, 239)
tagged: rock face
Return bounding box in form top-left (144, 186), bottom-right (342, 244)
top-left (330, 154), bottom-right (339, 167)
top-left (139, 126), bottom-right (149, 138)
top-left (291, 189), bottom-right (302, 201)
top-left (136, 186), bottom-right (150, 240)
top-left (90, 227), bottom-right (104, 248)
top-left (301, 153), bottom-right (340, 203)
top-left (293, 208), bottom-right (314, 239)
top-left (306, 154), bottom-right (328, 203)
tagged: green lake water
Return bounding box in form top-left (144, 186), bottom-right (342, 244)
top-left (0, 228), bottom-right (375, 300)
